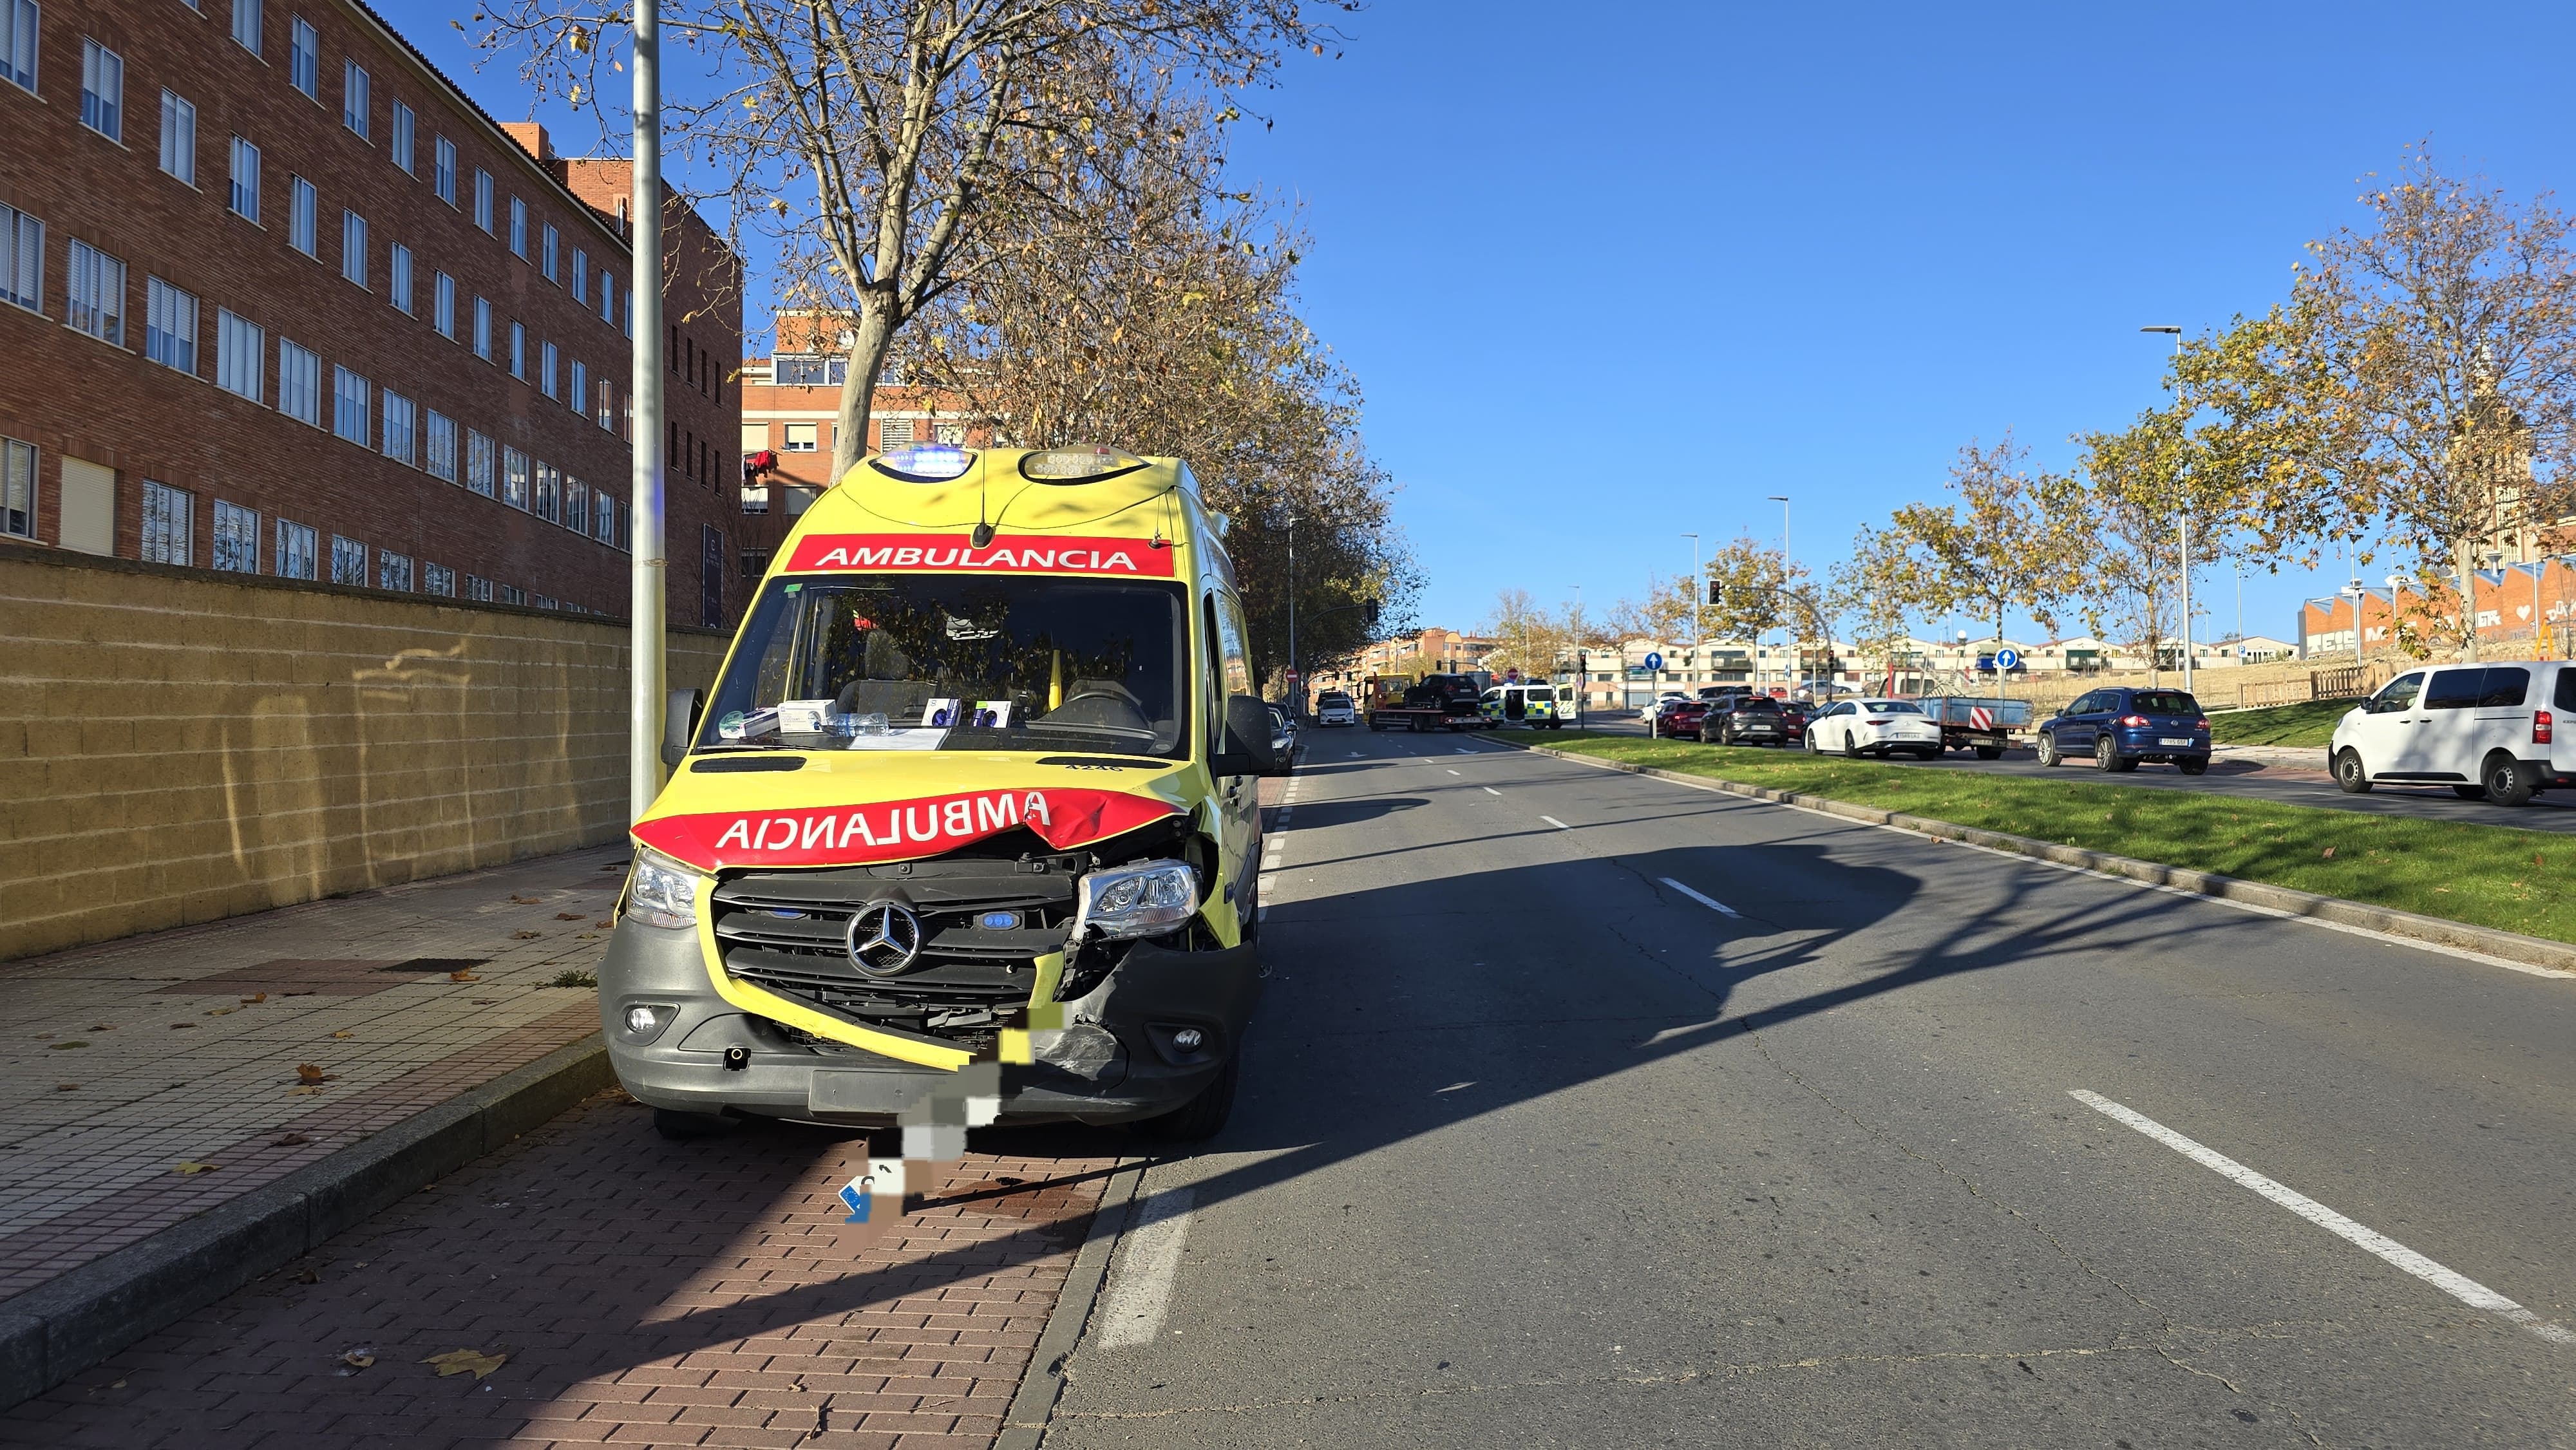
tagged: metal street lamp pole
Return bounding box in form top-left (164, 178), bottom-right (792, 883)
top-left (628, 0), bottom-right (667, 824)
top-left (2141, 326), bottom-right (2189, 694)
top-left (1768, 494), bottom-right (1790, 690)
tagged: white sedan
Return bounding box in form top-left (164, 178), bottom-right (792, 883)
top-left (1804, 699), bottom-right (1945, 759)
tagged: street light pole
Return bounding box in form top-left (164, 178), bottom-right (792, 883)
top-left (2141, 326), bottom-right (2190, 695)
top-left (1768, 494), bottom-right (1790, 690)
top-left (628, 0), bottom-right (667, 824)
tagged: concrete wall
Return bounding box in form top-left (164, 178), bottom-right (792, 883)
top-left (0, 543), bottom-right (731, 962)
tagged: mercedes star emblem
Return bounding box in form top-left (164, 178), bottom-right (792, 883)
top-left (846, 902), bottom-right (925, 976)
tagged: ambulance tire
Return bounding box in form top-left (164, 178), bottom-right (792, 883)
top-left (1133, 1054), bottom-right (1239, 1142)
top-left (654, 1109), bottom-right (741, 1141)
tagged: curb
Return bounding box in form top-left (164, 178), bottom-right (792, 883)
top-left (1497, 738), bottom-right (2576, 977)
top-left (996, 1160), bottom-right (1150, 1450)
top-left (0, 1033), bottom-right (612, 1409)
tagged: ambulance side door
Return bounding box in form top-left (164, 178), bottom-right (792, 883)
top-left (1206, 589), bottom-right (1262, 925)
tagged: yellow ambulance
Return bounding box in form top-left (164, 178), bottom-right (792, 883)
top-left (605, 444), bottom-right (1274, 1141)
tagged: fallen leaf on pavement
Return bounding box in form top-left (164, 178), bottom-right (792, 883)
top-left (509, 894), bottom-right (542, 904)
top-left (205, 1004), bottom-right (242, 1017)
top-left (470, 998), bottom-right (498, 1005)
top-left (510, 930), bottom-right (542, 940)
top-left (272, 1133), bottom-right (310, 1147)
top-left (88, 1024), bottom-right (114, 1032)
top-left (169, 1022), bottom-right (196, 1030)
top-left (240, 993), bottom-right (267, 1004)
top-left (555, 912), bottom-right (585, 921)
top-left (292, 1267), bottom-right (320, 1284)
top-left (594, 919), bottom-right (613, 928)
top-left (330, 1030), bottom-right (354, 1039)
top-left (339, 1348), bottom-right (375, 1370)
top-left (295, 1064), bottom-right (333, 1084)
top-left (450, 970), bottom-right (482, 982)
top-left (422, 1348), bottom-right (509, 1380)
top-left (55, 1083), bottom-right (77, 1092)
top-left (173, 1162), bottom-right (219, 1175)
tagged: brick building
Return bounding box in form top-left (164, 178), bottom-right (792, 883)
top-left (0, 0), bottom-right (744, 625)
top-left (734, 308), bottom-right (984, 579)
top-left (2299, 557), bottom-right (2576, 660)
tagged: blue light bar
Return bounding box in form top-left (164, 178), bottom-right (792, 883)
top-left (873, 444), bottom-right (974, 481)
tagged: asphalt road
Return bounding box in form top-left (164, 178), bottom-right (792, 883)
top-left (1582, 713), bottom-right (2576, 835)
top-left (1048, 723), bottom-right (2576, 1448)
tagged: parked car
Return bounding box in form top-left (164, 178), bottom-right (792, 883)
top-left (1804, 699), bottom-right (1944, 758)
top-left (2331, 660), bottom-right (2576, 804)
top-left (1708, 693), bottom-right (1792, 747)
top-left (1658, 701), bottom-right (1712, 740)
top-left (1776, 697), bottom-right (1813, 740)
top-left (2035, 687), bottom-right (2211, 773)
top-left (1265, 703), bottom-right (1297, 775)
top-left (1316, 691), bottom-right (1358, 727)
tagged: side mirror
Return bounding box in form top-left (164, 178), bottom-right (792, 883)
top-left (1211, 694), bottom-right (1276, 777)
top-left (663, 687), bottom-right (705, 767)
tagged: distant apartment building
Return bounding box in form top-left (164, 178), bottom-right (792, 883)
top-left (734, 310), bottom-right (984, 579)
top-left (0, 0), bottom-right (743, 625)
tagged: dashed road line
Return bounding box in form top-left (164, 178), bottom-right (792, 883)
top-left (1540, 816), bottom-right (1570, 831)
top-left (1484, 787), bottom-right (1502, 796)
top-left (1658, 877), bottom-right (1739, 917)
top-left (2070, 1089), bottom-right (2576, 1346)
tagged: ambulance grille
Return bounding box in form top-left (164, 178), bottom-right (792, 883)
top-left (709, 856), bottom-right (1077, 1048)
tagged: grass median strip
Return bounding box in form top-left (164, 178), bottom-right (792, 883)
top-left (2209, 698), bottom-right (2355, 748)
top-left (1540, 733), bottom-right (2575, 946)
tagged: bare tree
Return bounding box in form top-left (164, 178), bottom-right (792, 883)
top-left (480, 0), bottom-right (1345, 481)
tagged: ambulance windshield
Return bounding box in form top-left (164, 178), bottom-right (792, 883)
top-left (699, 576), bottom-right (1191, 758)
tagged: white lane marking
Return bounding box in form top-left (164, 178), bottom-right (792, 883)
top-left (1446, 768), bottom-right (1461, 776)
top-left (1347, 751), bottom-right (1360, 757)
top-left (1484, 787), bottom-right (1502, 796)
top-left (1540, 816), bottom-right (1571, 831)
top-left (2069, 1089), bottom-right (2576, 1346)
top-left (1096, 1185), bottom-right (1198, 1348)
top-left (1658, 877), bottom-right (1739, 917)
top-left (1454, 748), bottom-right (1473, 755)
top-left (1257, 873), bottom-right (1277, 895)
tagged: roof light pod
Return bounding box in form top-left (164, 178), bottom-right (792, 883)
top-left (1021, 444), bottom-right (1147, 484)
top-left (871, 444), bottom-right (974, 482)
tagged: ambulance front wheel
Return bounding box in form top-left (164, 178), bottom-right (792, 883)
top-left (1132, 1053), bottom-right (1239, 1142)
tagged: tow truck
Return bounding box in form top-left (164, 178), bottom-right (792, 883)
top-left (1367, 673), bottom-right (1492, 731)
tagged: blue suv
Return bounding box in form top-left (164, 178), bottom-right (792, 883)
top-left (2036, 687), bottom-right (2211, 774)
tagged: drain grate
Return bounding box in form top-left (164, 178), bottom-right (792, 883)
top-left (383, 957), bottom-right (491, 974)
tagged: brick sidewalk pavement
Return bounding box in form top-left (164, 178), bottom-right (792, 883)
top-left (0, 845), bottom-right (632, 1304)
top-left (4, 1093), bottom-right (1130, 1449)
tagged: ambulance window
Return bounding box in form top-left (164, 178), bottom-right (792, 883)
top-left (1213, 591), bottom-right (1253, 699)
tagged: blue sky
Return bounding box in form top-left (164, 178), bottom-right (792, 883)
top-left (392, 0), bottom-right (2576, 645)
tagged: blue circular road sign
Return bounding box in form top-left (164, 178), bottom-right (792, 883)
top-left (1995, 648), bottom-right (2022, 670)
top-left (1642, 652), bottom-right (1665, 670)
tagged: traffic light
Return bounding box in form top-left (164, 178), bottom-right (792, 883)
top-left (1365, 599), bottom-right (1381, 626)
top-left (1707, 578), bottom-right (1724, 606)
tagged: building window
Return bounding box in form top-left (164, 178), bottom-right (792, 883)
top-left (933, 421), bottom-right (965, 445)
top-left (389, 100), bottom-right (412, 173)
top-left (541, 222), bottom-right (556, 281)
top-left (289, 15), bottom-right (316, 96)
top-left (340, 59), bottom-right (367, 137)
top-left (502, 446), bottom-right (528, 509)
top-left (508, 321), bottom-right (524, 378)
top-left (80, 39), bottom-right (122, 142)
top-left (738, 548), bottom-right (771, 579)
top-left (782, 422), bottom-right (817, 451)
top-left (216, 308), bottom-right (262, 399)
top-left (533, 458), bottom-right (558, 522)
top-left (473, 168), bottom-right (492, 232)
top-left (571, 247), bottom-right (585, 299)
top-left (432, 135), bottom-right (456, 205)
top-left (775, 355), bottom-right (848, 387)
top-left (328, 533), bottom-right (365, 585)
top-left (877, 419), bottom-right (913, 451)
top-left (289, 176), bottom-right (316, 255)
top-left (385, 242), bottom-right (413, 315)
top-left (158, 91), bottom-right (196, 185)
top-left (141, 480), bottom-right (191, 564)
top-left (331, 364), bottom-right (367, 444)
top-left (432, 270), bottom-right (453, 337)
top-left (275, 518), bottom-right (317, 579)
top-left (569, 359), bottom-right (587, 413)
top-left (465, 429), bottom-right (494, 496)
top-left (507, 196), bottom-right (526, 258)
top-left (700, 525), bottom-right (723, 627)
top-left (740, 484), bottom-right (768, 514)
top-left (339, 209), bottom-right (366, 287)
top-left (381, 388), bottom-right (414, 464)
top-left (464, 573), bottom-right (492, 602)
top-left (596, 378), bottom-right (613, 431)
top-left (277, 337), bottom-right (319, 423)
top-left (422, 561), bottom-right (453, 596)
top-left (539, 340), bottom-right (557, 398)
top-left (592, 492), bottom-right (615, 545)
top-left (497, 582), bottom-right (524, 606)
top-left (424, 409), bottom-right (456, 480)
top-left (598, 272), bottom-right (612, 324)
top-left (66, 239), bottom-right (124, 345)
top-left (377, 550), bottom-right (412, 590)
top-left (0, 0), bottom-right (30, 94)
top-left (144, 276), bottom-right (198, 373)
top-left (228, 137), bottom-right (260, 221)
top-left (2, 437), bottom-right (35, 539)
top-left (211, 498), bottom-right (257, 570)
top-left (1, 203), bottom-right (40, 313)
top-left (472, 296), bottom-right (491, 359)
top-left (564, 475), bottom-right (586, 532)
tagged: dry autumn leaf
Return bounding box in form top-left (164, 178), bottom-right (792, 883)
top-left (509, 894), bottom-right (542, 904)
top-left (421, 1348), bottom-right (509, 1380)
top-left (2321, 846), bottom-right (2336, 859)
top-left (555, 912), bottom-right (586, 921)
top-left (450, 970), bottom-right (483, 983)
top-left (174, 1162), bottom-right (219, 1175)
top-left (295, 1064), bottom-right (333, 1085)
top-left (240, 993), bottom-right (267, 1004)
top-left (330, 1030), bottom-right (354, 1039)
top-left (511, 930), bottom-right (542, 941)
top-left (339, 1348), bottom-right (375, 1370)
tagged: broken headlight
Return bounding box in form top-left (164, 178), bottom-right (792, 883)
top-left (1073, 858), bottom-right (1198, 943)
top-left (625, 847), bottom-right (703, 930)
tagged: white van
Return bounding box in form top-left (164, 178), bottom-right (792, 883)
top-left (2330, 660), bottom-right (2576, 804)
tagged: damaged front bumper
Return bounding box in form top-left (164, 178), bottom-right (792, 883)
top-left (598, 919), bottom-right (1262, 1125)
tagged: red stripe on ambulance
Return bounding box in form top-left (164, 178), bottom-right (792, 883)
top-left (784, 533), bottom-right (1177, 578)
top-left (632, 787), bottom-right (1184, 871)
